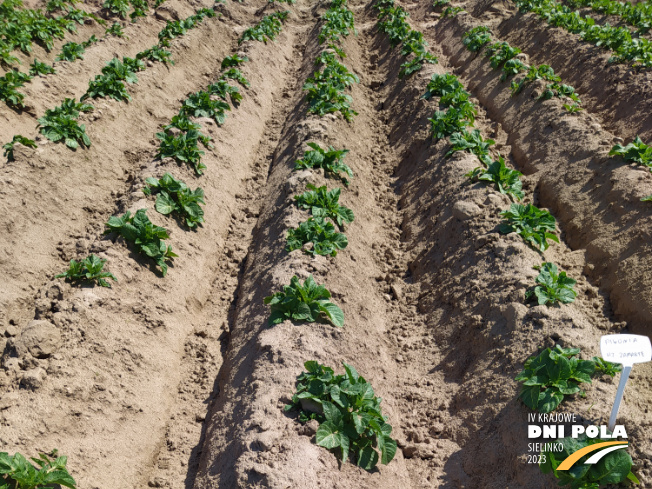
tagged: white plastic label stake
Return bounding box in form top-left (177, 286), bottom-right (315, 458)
top-left (600, 334), bottom-right (652, 432)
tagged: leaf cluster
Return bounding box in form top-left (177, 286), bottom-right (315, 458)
top-left (239, 11), bottom-right (288, 44)
top-left (3, 134), bottom-right (36, 160)
top-left (295, 142), bottom-right (353, 184)
top-left (144, 172), bottom-right (205, 228)
top-left (294, 184), bottom-right (354, 228)
top-left (0, 69), bottom-right (30, 107)
top-left (82, 57), bottom-right (142, 102)
top-left (525, 262), bottom-right (577, 306)
top-left (29, 58), bottom-right (55, 76)
top-left (264, 275), bottom-right (344, 327)
top-left (442, 5), bottom-right (464, 17)
top-left (37, 98), bottom-right (93, 149)
top-left (55, 254), bottom-right (117, 288)
top-left (156, 129), bottom-right (207, 175)
top-left (179, 91), bottom-right (230, 125)
top-left (466, 156), bottom-right (524, 201)
top-left (0, 451), bottom-right (76, 489)
top-left (304, 53), bottom-right (359, 121)
top-left (105, 22), bottom-right (124, 37)
top-left (319, 5), bottom-right (355, 45)
top-left (105, 209), bottom-right (177, 276)
top-left (499, 203), bottom-right (559, 251)
top-left (485, 41), bottom-right (521, 68)
top-left (446, 128), bottom-right (495, 162)
top-left (462, 26), bottom-right (492, 52)
top-left (609, 136), bottom-right (652, 168)
top-left (286, 216), bottom-right (348, 256)
top-left (136, 45), bottom-right (174, 65)
top-left (510, 64), bottom-right (561, 95)
top-left (285, 361), bottom-right (397, 470)
top-left (516, 345), bottom-right (596, 413)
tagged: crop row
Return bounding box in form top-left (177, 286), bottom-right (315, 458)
top-left (1, 6), bottom-right (292, 488)
top-left (513, 0), bottom-right (652, 68)
top-left (260, 0), bottom-right (401, 471)
top-left (564, 0), bottom-right (652, 34)
top-left (2, 7), bottom-right (213, 155)
top-left (456, 22), bottom-right (652, 195)
top-left (0, 0), bottom-right (170, 109)
top-left (379, 0), bottom-right (639, 485)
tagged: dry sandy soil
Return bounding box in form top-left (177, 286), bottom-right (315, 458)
top-left (1, 0), bottom-right (651, 487)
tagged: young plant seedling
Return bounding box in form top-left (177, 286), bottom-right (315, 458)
top-left (499, 203), bottom-right (559, 251)
top-left (221, 68), bottom-right (250, 87)
top-left (143, 172), bottom-right (205, 228)
top-left (511, 64), bottom-right (561, 95)
top-left (485, 41), bottom-right (521, 68)
top-left (156, 129), bottom-right (207, 175)
top-left (501, 58), bottom-right (528, 81)
top-left (286, 217), bottom-right (348, 256)
top-left (3, 135), bottom-right (36, 160)
top-left (516, 345), bottom-right (618, 413)
top-left (285, 361), bottom-right (397, 469)
top-left (264, 275), bottom-right (344, 327)
top-left (446, 129), bottom-right (495, 163)
top-left (609, 136), bottom-right (652, 168)
top-left (239, 11), bottom-right (288, 44)
top-left (29, 59), bottom-right (56, 76)
top-left (525, 262), bottom-right (577, 306)
top-left (55, 254), bottom-right (117, 288)
top-left (136, 46), bottom-right (174, 65)
top-left (442, 5), bottom-right (464, 17)
top-left (429, 107), bottom-right (474, 140)
top-left (220, 54), bottom-right (248, 69)
top-left (179, 91), bottom-right (230, 125)
top-left (208, 80), bottom-right (242, 105)
top-left (105, 209), bottom-right (177, 276)
top-left (422, 73), bottom-right (464, 100)
top-left (294, 184), bottom-right (354, 229)
top-left (462, 26), bottom-right (492, 52)
top-left (0, 450), bottom-right (77, 489)
top-left (105, 22), bottom-right (125, 37)
top-left (295, 143), bottom-right (353, 184)
top-left (466, 156), bottom-right (524, 201)
top-left (37, 112), bottom-right (91, 149)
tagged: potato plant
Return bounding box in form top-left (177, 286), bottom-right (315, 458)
top-left (0, 451), bottom-right (76, 489)
top-left (499, 203), bottom-right (559, 251)
top-left (525, 262), bottom-right (577, 305)
top-left (609, 136), bottom-right (652, 168)
top-left (285, 361), bottom-right (397, 469)
top-left (144, 173), bottom-right (205, 228)
top-left (105, 209), bottom-right (177, 276)
top-left (38, 98), bottom-right (93, 149)
top-left (294, 184), bottom-right (354, 228)
top-left (462, 26), bottom-right (492, 52)
top-left (264, 275), bottom-right (344, 327)
top-left (516, 345), bottom-right (619, 413)
top-left (286, 216), bottom-right (348, 257)
top-left (3, 134), bottom-right (36, 160)
top-left (466, 156), bottom-right (524, 201)
top-left (295, 142), bottom-right (353, 184)
top-left (56, 254), bottom-right (117, 288)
